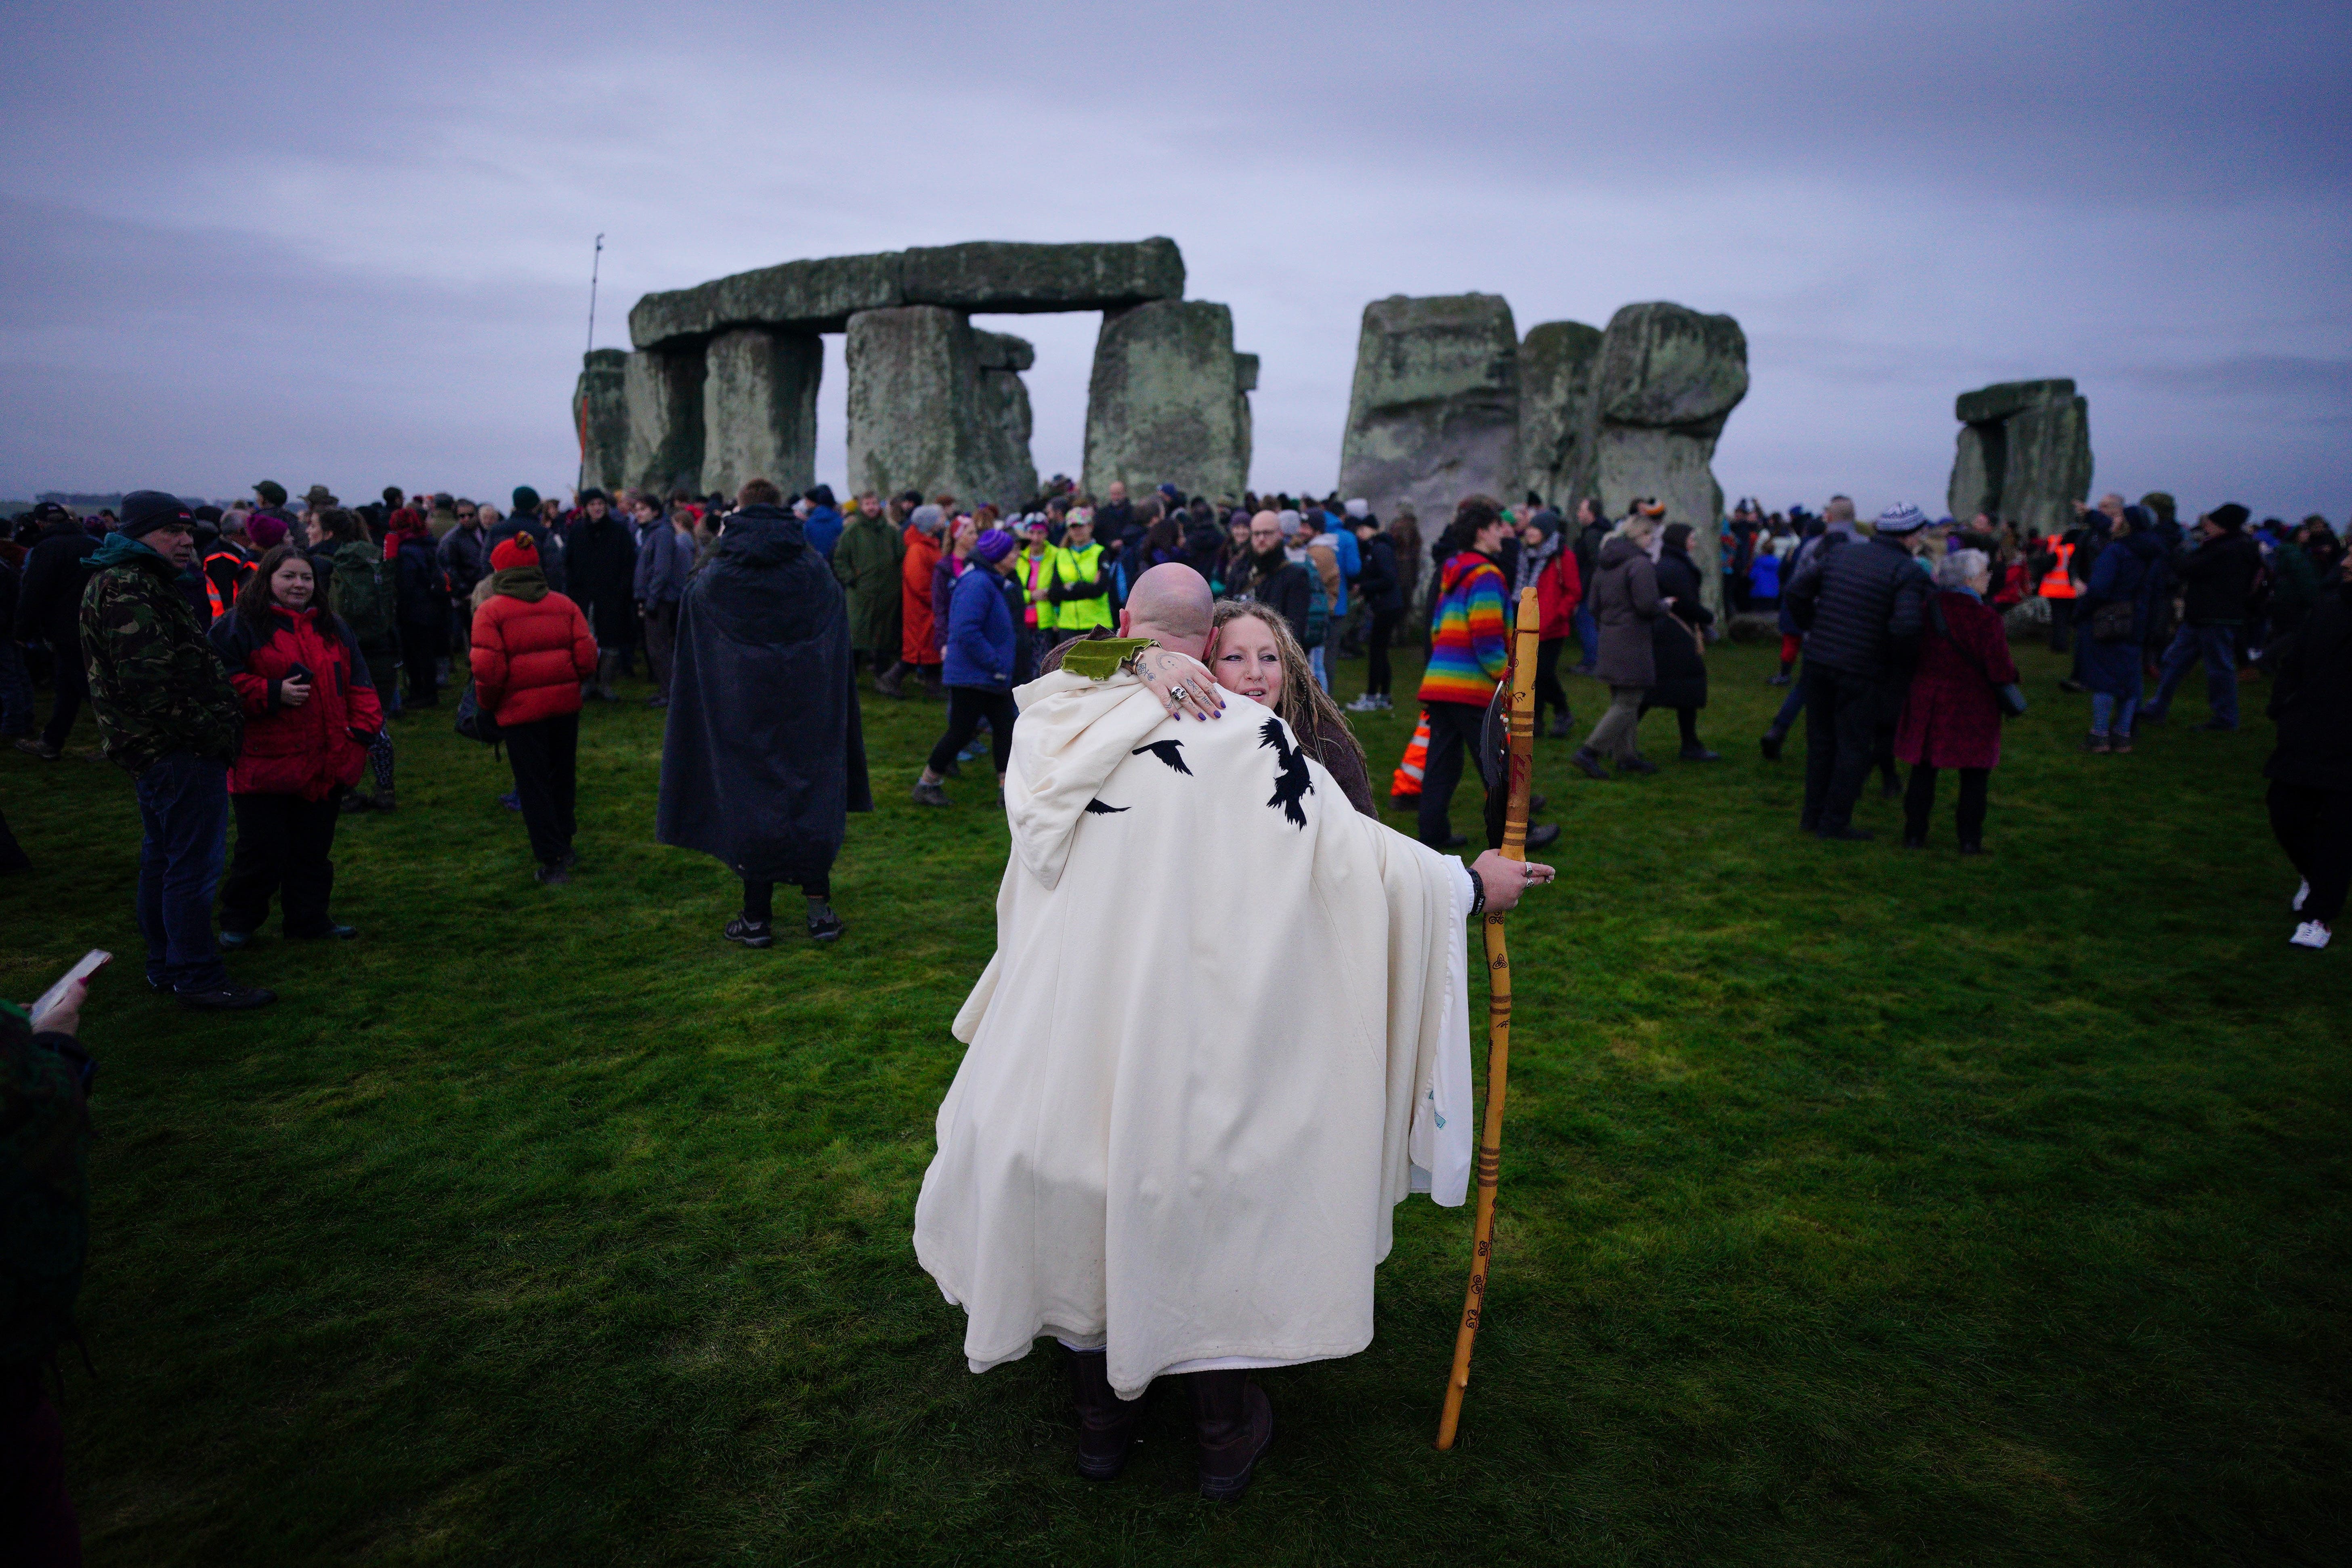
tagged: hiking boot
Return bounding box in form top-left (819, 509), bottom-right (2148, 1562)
top-left (1759, 730), bottom-right (1784, 761)
top-left (1617, 756), bottom-right (1658, 776)
top-left (875, 666), bottom-right (905, 698)
top-left (1679, 744), bottom-right (1722, 762)
top-left (1066, 1347), bottom-right (1145, 1481)
top-left (724, 917), bottom-right (774, 949)
top-left (177, 981), bottom-right (277, 1011)
top-left (1569, 746), bottom-right (1610, 781)
top-left (1816, 825), bottom-right (1874, 842)
top-left (912, 779), bottom-right (951, 807)
top-left (13, 737), bottom-right (60, 760)
top-left (535, 862), bottom-right (572, 886)
top-left (1525, 823), bottom-right (1561, 851)
top-left (807, 905), bottom-right (846, 943)
top-left (1187, 1371), bottom-right (1272, 1502)
top-left (2289, 919), bottom-right (2333, 951)
top-left (2082, 733), bottom-right (2111, 753)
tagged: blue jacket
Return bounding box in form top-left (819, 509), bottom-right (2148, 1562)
top-left (634, 522), bottom-right (695, 607)
top-left (804, 506), bottom-right (843, 562)
top-left (943, 562), bottom-right (1016, 688)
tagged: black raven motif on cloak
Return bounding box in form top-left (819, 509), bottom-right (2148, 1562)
top-left (1132, 739), bottom-right (1192, 775)
top-left (1084, 798), bottom-right (1130, 814)
top-left (1259, 717), bottom-right (1313, 828)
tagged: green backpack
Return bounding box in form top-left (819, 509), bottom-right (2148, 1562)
top-left (327, 542), bottom-right (396, 642)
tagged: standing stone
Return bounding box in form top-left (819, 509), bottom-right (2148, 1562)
top-left (624, 347), bottom-right (706, 497)
top-left (1946, 380), bottom-right (2089, 536)
top-left (843, 306), bottom-right (1037, 510)
top-left (972, 330), bottom-right (1039, 510)
top-left (1081, 299), bottom-right (1252, 501)
top-left (573, 349), bottom-right (629, 494)
top-left (1515, 320), bottom-right (1603, 508)
top-left (699, 329), bottom-right (822, 497)
top-left (1336, 294), bottom-right (1519, 527)
top-left (1589, 302), bottom-right (1749, 616)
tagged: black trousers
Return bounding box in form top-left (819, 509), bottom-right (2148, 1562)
top-left (39, 645), bottom-right (86, 749)
top-left (1639, 700), bottom-right (1703, 748)
top-left (2268, 780), bottom-right (2352, 925)
top-left (219, 789), bottom-right (343, 936)
top-left (1365, 607), bottom-right (1403, 696)
top-left (928, 687), bottom-right (1017, 776)
top-left (1533, 637), bottom-right (1570, 725)
top-left (1801, 665), bottom-right (1880, 832)
top-left (743, 873), bottom-right (833, 920)
top-left (1418, 699), bottom-right (1490, 848)
top-left (504, 712), bottom-right (579, 866)
top-left (399, 619), bottom-right (440, 705)
top-left (1903, 764), bottom-right (1990, 847)
top-left (2047, 597), bottom-right (2074, 655)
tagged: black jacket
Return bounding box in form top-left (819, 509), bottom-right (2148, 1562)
top-left (655, 505), bottom-right (871, 886)
top-left (1238, 550), bottom-right (1313, 650)
top-left (439, 524), bottom-right (491, 600)
top-left (2175, 531), bottom-right (2263, 626)
top-left (1647, 544), bottom-right (1715, 711)
top-left (13, 521), bottom-right (100, 647)
top-left (564, 513), bottom-right (639, 647)
top-left (1783, 533), bottom-right (1927, 678)
top-left (2265, 579), bottom-right (2352, 792)
top-left (1356, 535), bottom-right (1403, 615)
top-left (393, 535), bottom-right (449, 632)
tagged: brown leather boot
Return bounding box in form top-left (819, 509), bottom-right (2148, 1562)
top-left (1186, 1370), bottom-right (1272, 1501)
top-left (1065, 1347), bottom-right (1144, 1480)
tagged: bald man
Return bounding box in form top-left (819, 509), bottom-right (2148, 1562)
top-left (1038, 562), bottom-right (1227, 721)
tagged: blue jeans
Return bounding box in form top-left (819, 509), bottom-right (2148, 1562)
top-left (2151, 623), bottom-right (2237, 728)
top-left (1770, 658), bottom-right (1809, 735)
top-left (0, 640), bottom-right (31, 735)
top-left (133, 752), bottom-right (231, 993)
top-left (2090, 692), bottom-right (2138, 735)
top-left (1572, 605), bottom-right (1599, 668)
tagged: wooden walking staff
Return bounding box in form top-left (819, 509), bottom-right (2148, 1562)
top-left (1435, 584), bottom-right (1544, 1450)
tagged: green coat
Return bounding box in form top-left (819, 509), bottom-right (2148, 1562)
top-left (833, 514), bottom-right (906, 653)
top-left (78, 537), bottom-right (243, 775)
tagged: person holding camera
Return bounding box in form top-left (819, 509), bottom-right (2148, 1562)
top-left (207, 544), bottom-right (384, 944)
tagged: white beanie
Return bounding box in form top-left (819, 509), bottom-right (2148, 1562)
top-left (1345, 498), bottom-right (1370, 521)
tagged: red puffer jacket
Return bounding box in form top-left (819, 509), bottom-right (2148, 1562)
top-left (470, 585), bottom-right (596, 725)
top-left (209, 602), bottom-right (384, 799)
top-left (1534, 550), bottom-right (1580, 640)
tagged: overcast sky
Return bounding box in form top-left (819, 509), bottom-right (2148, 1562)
top-left (3, 0), bottom-right (2346, 520)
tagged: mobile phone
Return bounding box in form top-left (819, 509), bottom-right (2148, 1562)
top-left (32, 949), bottom-right (110, 1022)
top-left (284, 662), bottom-right (313, 683)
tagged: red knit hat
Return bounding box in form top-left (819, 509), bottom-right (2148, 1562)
top-left (490, 534), bottom-right (539, 573)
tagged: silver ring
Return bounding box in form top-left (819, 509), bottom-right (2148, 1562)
top-left (1168, 684), bottom-right (1190, 703)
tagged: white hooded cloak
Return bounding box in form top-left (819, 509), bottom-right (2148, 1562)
top-left (913, 668), bottom-right (1473, 1400)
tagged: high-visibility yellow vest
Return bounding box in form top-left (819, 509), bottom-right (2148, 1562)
top-left (2039, 539), bottom-right (2077, 600)
top-left (1052, 542), bottom-right (1113, 631)
top-left (1020, 547), bottom-right (1057, 631)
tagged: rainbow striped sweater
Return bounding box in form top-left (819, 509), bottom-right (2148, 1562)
top-left (1416, 550), bottom-right (1510, 707)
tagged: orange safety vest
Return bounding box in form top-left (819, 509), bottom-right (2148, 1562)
top-left (2038, 538), bottom-right (2077, 600)
top-left (203, 548), bottom-right (254, 620)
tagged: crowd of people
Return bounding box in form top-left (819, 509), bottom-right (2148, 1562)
top-left (3, 458), bottom-right (2348, 1537)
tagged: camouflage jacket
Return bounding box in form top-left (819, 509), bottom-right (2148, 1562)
top-left (78, 537), bottom-right (243, 775)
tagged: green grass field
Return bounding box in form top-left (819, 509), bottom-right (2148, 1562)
top-left (4, 634), bottom-right (2345, 1566)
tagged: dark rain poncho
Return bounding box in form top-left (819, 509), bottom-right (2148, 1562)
top-left (657, 506), bottom-right (871, 885)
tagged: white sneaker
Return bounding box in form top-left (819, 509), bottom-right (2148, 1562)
top-left (2293, 878), bottom-right (2310, 912)
top-left (2290, 920), bottom-right (2332, 951)
top-left (1346, 695), bottom-right (1381, 712)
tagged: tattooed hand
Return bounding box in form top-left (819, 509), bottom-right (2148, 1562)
top-left (1134, 648), bottom-right (1223, 722)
